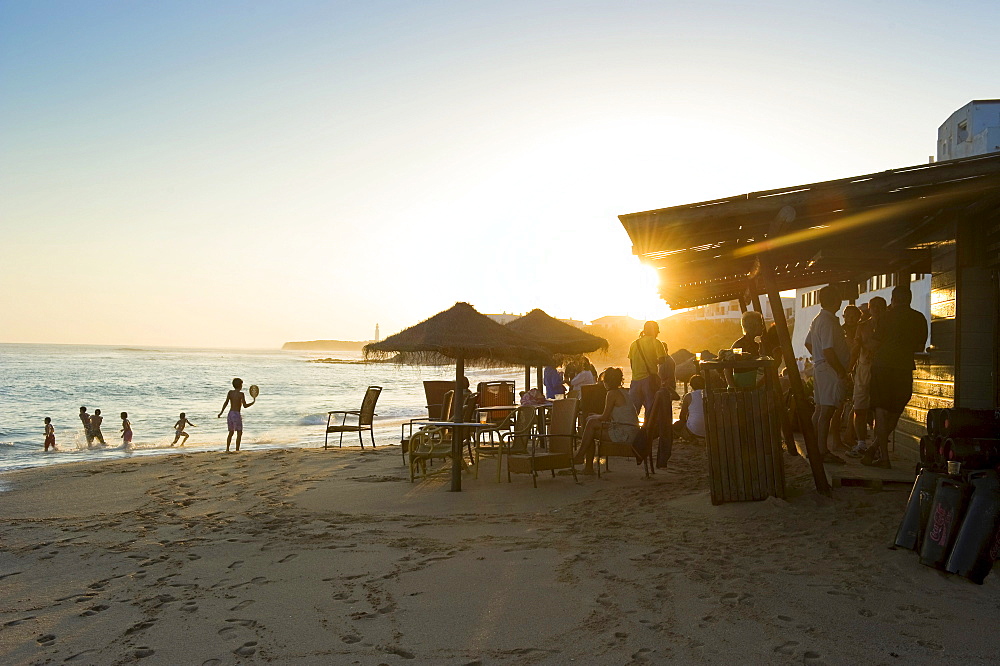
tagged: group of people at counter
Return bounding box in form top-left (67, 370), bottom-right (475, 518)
top-left (536, 281), bottom-right (928, 474)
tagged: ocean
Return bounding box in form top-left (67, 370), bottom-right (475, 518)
top-left (0, 344), bottom-right (523, 473)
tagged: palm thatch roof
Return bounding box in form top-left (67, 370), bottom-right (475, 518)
top-left (363, 302), bottom-right (553, 367)
top-left (504, 309), bottom-right (609, 356)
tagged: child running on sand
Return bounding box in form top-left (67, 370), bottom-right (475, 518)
top-left (90, 409), bottom-right (107, 446)
top-left (43, 417), bottom-right (56, 451)
top-left (120, 412), bottom-right (133, 449)
top-left (172, 412), bottom-right (196, 446)
top-left (218, 378), bottom-right (255, 453)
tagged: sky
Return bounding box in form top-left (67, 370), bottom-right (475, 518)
top-left (2, 0), bottom-right (998, 349)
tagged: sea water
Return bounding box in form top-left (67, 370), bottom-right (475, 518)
top-left (0, 344), bottom-right (522, 474)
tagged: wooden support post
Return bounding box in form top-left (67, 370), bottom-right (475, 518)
top-left (748, 277), bottom-right (796, 455)
top-left (760, 262), bottom-right (831, 495)
top-left (451, 355), bottom-right (465, 492)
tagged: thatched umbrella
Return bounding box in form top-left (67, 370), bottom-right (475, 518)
top-left (505, 309), bottom-right (609, 390)
top-left (364, 302), bottom-right (552, 491)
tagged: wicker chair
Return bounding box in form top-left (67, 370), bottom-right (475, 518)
top-left (507, 398), bottom-right (579, 487)
top-left (325, 385), bottom-right (381, 449)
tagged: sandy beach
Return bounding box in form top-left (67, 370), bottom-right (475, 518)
top-left (2, 442), bottom-right (998, 665)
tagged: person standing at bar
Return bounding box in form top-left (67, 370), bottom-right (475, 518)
top-left (862, 286), bottom-right (928, 469)
top-left (542, 364), bottom-right (566, 400)
top-left (846, 296), bottom-right (886, 457)
top-left (804, 285), bottom-right (850, 464)
top-left (628, 321), bottom-right (667, 419)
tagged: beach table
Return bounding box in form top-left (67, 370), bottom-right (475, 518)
top-left (698, 357), bottom-right (786, 505)
top-left (421, 421), bottom-right (498, 467)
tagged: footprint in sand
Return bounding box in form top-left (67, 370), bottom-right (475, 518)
top-left (4, 615), bottom-right (36, 626)
top-left (65, 649), bottom-right (98, 661)
top-left (36, 634), bottom-right (56, 646)
top-left (230, 600), bottom-right (255, 612)
top-left (233, 641), bottom-right (257, 657)
top-left (342, 634), bottom-right (361, 644)
top-left (80, 604), bottom-right (110, 617)
top-left (228, 561), bottom-right (244, 569)
top-left (218, 626), bottom-right (239, 639)
top-left (135, 647), bottom-right (155, 658)
top-left (774, 641), bottom-right (799, 655)
top-left (278, 554), bottom-right (298, 563)
top-left (125, 621), bottom-right (155, 636)
top-left (385, 646), bottom-right (415, 659)
top-left (181, 601), bottom-right (198, 612)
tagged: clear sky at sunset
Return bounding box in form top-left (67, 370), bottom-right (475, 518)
top-left (2, 0), bottom-right (997, 348)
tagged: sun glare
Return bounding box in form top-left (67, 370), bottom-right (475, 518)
top-left (620, 264), bottom-right (671, 322)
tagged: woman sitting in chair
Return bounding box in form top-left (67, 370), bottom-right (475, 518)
top-left (573, 367), bottom-right (639, 475)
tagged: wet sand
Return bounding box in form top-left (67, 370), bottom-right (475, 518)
top-left (1, 442), bottom-right (998, 664)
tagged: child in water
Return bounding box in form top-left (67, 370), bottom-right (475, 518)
top-left (172, 412), bottom-right (196, 446)
top-left (43, 417), bottom-right (56, 451)
top-left (120, 412), bottom-right (133, 449)
top-left (90, 409), bottom-right (107, 446)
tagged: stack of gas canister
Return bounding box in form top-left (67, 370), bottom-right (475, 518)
top-left (894, 407), bottom-right (1000, 584)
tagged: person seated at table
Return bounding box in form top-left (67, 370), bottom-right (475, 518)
top-left (568, 361), bottom-right (596, 400)
top-left (573, 367), bottom-right (639, 475)
top-left (674, 375), bottom-right (707, 442)
top-left (519, 387), bottom-right (549, 407)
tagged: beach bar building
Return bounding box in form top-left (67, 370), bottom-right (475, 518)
top-left (619, 152), bottom-right (1000, 467)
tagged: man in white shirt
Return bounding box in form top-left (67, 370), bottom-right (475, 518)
top-left (804, 285), bottom-right (850, 464)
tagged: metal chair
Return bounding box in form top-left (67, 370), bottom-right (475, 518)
top-left (325, 386), bottom-right (381, 448)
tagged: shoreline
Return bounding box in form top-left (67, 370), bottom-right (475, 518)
top-left (3, 444), bottom-right (1000, 663)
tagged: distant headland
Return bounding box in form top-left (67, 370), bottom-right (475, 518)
top-left (281, 340), bottom-right (369, 351)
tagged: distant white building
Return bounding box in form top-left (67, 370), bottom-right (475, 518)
top-left (486, 313), bottom-right (522, 325)
top-left (589, 315), bottom-right (644, 332)
top-left (791, 274), bottom-right (932, 358)
top-left (687, 297), bottom-right (794, 323)
top-left (937, 99), bottom-right (1000, 162)
top-left (487, 313), bottom-right (585, 328)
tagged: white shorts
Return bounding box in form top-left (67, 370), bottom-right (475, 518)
top-left (813, 364), bottom-right (846, 408)
top-left (852, 361), bottom-right (872, 410)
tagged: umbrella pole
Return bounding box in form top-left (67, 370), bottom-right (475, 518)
top-left (536, 366), bottom-right (543, 392)
top-left (524, 365), bottom-right (531, 391)
top-left (451, 355), bottom-right (464, 492)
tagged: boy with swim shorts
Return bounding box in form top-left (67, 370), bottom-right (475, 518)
top-left (172, 412), bottom-right (196, 446)
top-left (80, 406), bottom-right (94, 447)
top-left (90, 409), bottom-right (107, 446)
top-left (218, 378), bottom-right (255, 453)
top-left (44, 417), bottom-right (56, 451)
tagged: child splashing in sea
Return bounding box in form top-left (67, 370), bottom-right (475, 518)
top-left (120, 412), bottom-right (133, 450)
top-left (43, 417), bottom-right (56, 452)
top-left (172, 412), bottom-right (196, 446)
